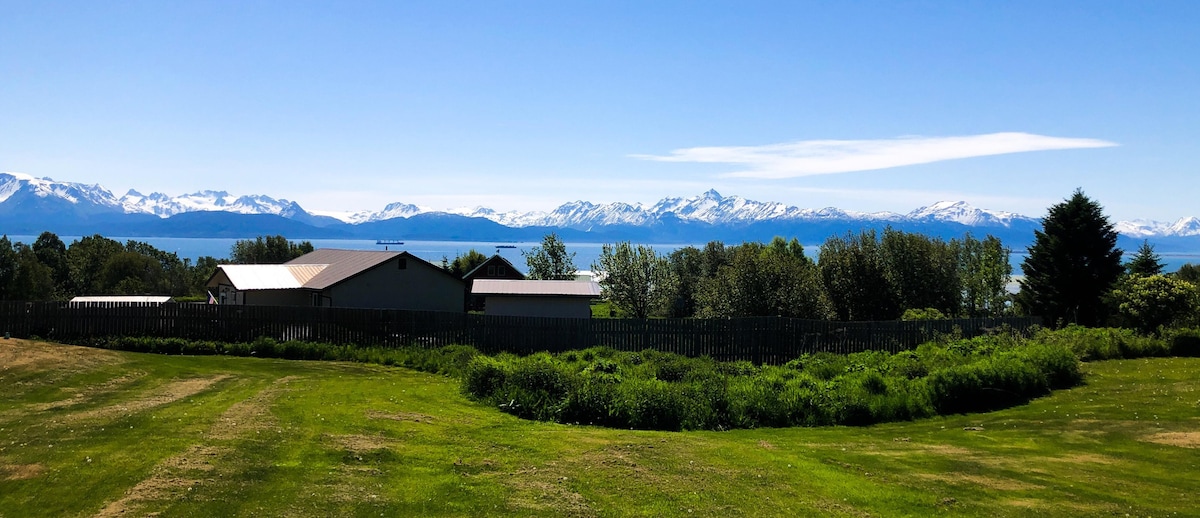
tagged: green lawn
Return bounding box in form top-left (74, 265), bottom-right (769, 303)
top-left (1, 338), bottom-right (1197, 517)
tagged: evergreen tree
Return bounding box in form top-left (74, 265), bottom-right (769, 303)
top-left (1017, 190), bottom-right (1124, 327)
top-left (1125, 240), bottom-right (1165, 277)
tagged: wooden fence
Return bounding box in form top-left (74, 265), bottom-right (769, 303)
top-left (0, 301), bottom-right (1040, 364)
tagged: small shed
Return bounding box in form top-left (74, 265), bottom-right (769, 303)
top-left (69, 296), bottom-right (174, 307)
top-left (471, 279), bottom-right (601, 319)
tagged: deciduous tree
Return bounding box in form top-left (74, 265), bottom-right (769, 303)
top-left (1109, 275), bottom-right (1197, 333)
top-left (523, 233), bottom-right (576, 280)
top-left (593, 242), bottom-right (675, 318)
top-left (230, 235), bottom-right (314, 264)
top-left (956, 234), bottom-right (1013, 317)
top-left (447, 249), bottom-right (490, 278)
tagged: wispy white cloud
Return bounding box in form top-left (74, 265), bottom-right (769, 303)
top-left (632, 132), bottom-right (1117, 179)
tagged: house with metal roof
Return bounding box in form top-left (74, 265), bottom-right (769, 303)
top-left (461, 255), bottom-right (525, 311)
top-left (205, 249), bottom-right (465, 312)
top-left (471, 279), bottom-right (601, 318)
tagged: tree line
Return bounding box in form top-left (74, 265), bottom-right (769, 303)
top-left (0, 233), bottom-right (313, 301)
top-left (590, 231), bottom-right (1012, 321)
top-left (584, 189), bottom-right (1200, 333)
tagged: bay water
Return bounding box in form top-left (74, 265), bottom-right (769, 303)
top-left (6, 235), bottom-right (1200, 276)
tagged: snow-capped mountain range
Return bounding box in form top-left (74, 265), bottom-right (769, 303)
top-left (3, 171), bottom-right (1199, 238)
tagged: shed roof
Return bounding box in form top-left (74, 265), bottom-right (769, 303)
top-left (216, 264), bottom-right (328, 290)
top-left (70, 296), bottom-right (174, 304)
top-left (471, 279), bottom-right (601, 297)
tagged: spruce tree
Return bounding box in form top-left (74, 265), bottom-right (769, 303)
top-left (1125, 240), bottom-right (1165, 277)
top-left (1017, 190), bottom-right (1124, 327)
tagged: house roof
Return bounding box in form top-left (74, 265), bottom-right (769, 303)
top-left (463, 255), bottom-right (525, 280)
top-left (216, 264), bottom-right (328, 290)
top-left (285, 249), bottom-right (404, 290)
top-left (209, 249), bottom-right (461, 292)
top-left (471, 279), bottom-right (601, 297)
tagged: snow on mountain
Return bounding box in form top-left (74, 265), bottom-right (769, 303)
top-left (119, 189), bottom-right (305, 218)
top-left (445, 206), bottom-right (547, 227)
top-left (1169, 217), bottom-right (1200, 237)
top-left (1115, 219), bottom-right (1170, 238)
top-left (8, 172), bottom-right (1200, 239)
top-left (907, 200), bottom-right (1031, 227)
top-left (0, 172), bottom-right (122, 208)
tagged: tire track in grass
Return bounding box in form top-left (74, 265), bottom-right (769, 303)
top-left (92, 376), bottom-right (300, 518)
top-left (65, 375), bottom-right (232, 424)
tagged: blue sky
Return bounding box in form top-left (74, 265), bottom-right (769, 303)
top-left (2, 1), bottom-right (1198, 221)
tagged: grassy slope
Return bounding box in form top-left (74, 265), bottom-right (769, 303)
top-left (1, 338), bottom-right (1197, 517)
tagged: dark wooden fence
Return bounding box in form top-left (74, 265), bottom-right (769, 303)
top-left (0, 301), bottom-right (1040, 364)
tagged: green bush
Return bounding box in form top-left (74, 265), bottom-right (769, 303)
top-left (1034, 326), bottom-right (1168, 361)
top-left (1167, 328), bottom-right (1200, 357)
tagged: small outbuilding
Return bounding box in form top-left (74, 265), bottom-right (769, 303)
top-left (69, 295), bottom-right (174, 306)
top-left (461, 255), bottom-right (525, 311)
top-left (471, 279), bottom-right (601, 319)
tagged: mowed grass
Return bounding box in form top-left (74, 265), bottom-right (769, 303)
top-left (1, 339), bottom-right (1197, 517)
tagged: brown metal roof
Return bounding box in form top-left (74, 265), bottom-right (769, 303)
top-left (285, 249), bottom-right (404, 290)
top-left (471, 279), bottom-right (601, 297)
top-left (216, 264), bottom-right (328, 290)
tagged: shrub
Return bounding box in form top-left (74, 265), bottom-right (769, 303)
top-left (496, 358), bottom-right (576, 421)
top-left (901, 308), bottom-right (947, 321)
top-left (463, 356), bottom-right (509, 400)
top-left (1167, 328), bottom-right (1200, 357)
top-left (1034, 326), bottom-right (1168, 361)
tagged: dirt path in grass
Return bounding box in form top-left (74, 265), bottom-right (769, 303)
top-left (65, 374), bottom-right (232, 423)
top-left (92, 375), bottom-right (300, 518)
top-left (0, 339), bottom-right (123, 372)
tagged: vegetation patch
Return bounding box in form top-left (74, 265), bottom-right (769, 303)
top-left (0, 462), bottom-right (45, 481)
top-left (463, 335), bottom-right (1084, 431)
top-left (1141, 432), bottom-right (1200, 448)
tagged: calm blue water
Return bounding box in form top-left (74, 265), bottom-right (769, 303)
top-left (4, 235), bottom-right (691, 274)
top-left (7, 235), bottom-right (1200, 275)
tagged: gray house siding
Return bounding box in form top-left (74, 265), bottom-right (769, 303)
top-left (484, 296), bottom-right (593, 319)
top-left (326, 257), bottom-right (464, 311)
top-left (243, 289), bottom-right (313, 307)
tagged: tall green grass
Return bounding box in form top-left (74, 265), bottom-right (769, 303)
top-left (463, 334), bottom-right (1085, 431)
top-left (71, 326), bottom-right (1200, 432)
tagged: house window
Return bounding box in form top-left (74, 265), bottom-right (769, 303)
top-left (398, 258), bottom-right (407, 270)
top-left (498, 266), bottom-right (507, 276)
top-left (487, 265), bottom-right (497, 276)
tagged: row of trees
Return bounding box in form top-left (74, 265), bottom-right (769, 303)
top-left (592, 231), bottom-right (1012, 321)
top-left (584, 189), bottom-right (1200, 332)
top-left (0, 233), bottom-right (313, 301)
